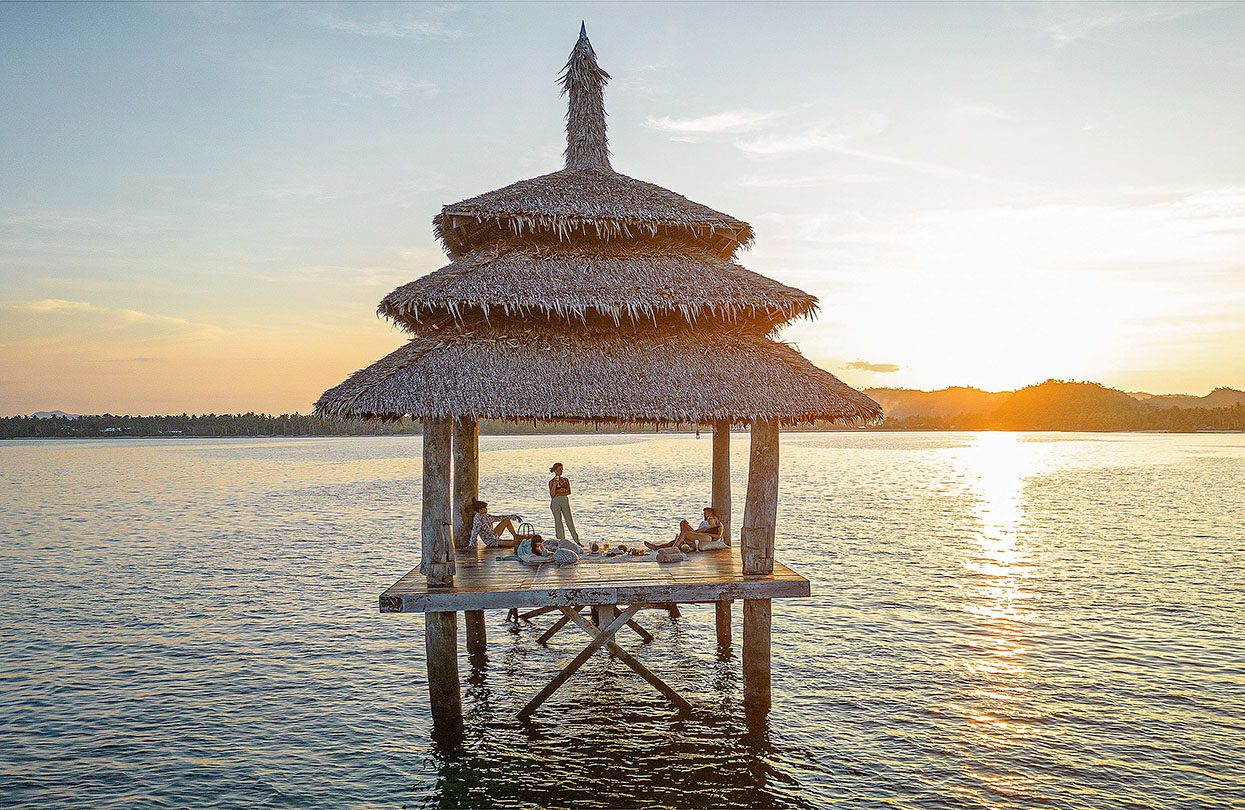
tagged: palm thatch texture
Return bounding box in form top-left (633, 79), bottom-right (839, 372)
top-left (314, 321), bottom-right (881, 427)
top-left (433, 27), bottom-right (753, 262)
top-left (433, 168), bottom-right (754, 262)
top-left (562, 20), bottom-right (611, 170)
top-left (378, 235), bottom-right (818, 331)
top-left (317, 23), bottom-right (882, 428)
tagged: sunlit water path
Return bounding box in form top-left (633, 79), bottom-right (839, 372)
top-left (2, 432), bottom-right (1243, 808)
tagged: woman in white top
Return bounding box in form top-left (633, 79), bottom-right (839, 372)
top-left (548, 462), bottom-right (580, 544)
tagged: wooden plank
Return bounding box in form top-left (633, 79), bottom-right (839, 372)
top-left (536, 610), bottom-right (576, 644)
top-left (562, 607), bottom-right (691, 714)
top-left (379, 547), bottom-right (811, 613)
top-left (385, 578), bottom-right (810, 613)
top-left (519, 606), bottom-right (558, 620)
top-left (627, 618), bottom-right (655, 643)
top-left (518, 605), bottom-right (642, 719)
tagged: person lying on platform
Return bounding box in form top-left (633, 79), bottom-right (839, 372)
top-left (468, 500), bottom-right (523, 548)
top-left (645, 507), bottom-right (725, 552)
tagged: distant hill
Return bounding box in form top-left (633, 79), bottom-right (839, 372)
top-left (988, 381), bottom-right (1142, 431)
top-left (31, 410), bottom-right (80, 419)
top-left (865, 387), bottom-right (1008, 419)
top-left (1137, 387), bottom-right (1245, 410)
top-left (870, 381), bottom-right (1245, 432)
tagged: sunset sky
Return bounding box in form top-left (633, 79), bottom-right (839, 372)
top-left (2, 2), bottom-right (1244, 415)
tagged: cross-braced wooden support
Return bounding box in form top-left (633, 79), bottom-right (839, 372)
top-left (537, 606), bottom-right (653, 645)
top-left (519, 605), bottom-right (691, 719)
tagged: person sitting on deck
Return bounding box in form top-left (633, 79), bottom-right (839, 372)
top-left (646, 507), bottom-right (725, 552)
top-left (468, 500), bottom-right (522, 548)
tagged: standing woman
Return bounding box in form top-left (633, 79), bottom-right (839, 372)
top-left (548, 462), bottom-right (581, 545)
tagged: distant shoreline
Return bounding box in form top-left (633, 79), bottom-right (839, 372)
top-left (4, 427), bottom-right (1242, 441)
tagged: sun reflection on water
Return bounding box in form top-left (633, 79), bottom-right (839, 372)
top-left (951, 433), bottom-right (1044, 802)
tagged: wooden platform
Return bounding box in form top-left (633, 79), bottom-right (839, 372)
top-left (379, 545), bottom-right (810, 613)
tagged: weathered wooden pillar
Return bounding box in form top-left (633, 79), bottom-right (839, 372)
top-left (742, 417), bottom-right (779, 711)
top-left (712, 419), bottom-right (732, 545)
top-left (743, 599), bottom-right (772, 710)
top-left (452, 416), bottom-right (479, 550)
top-left (425, 611), bottom-right (462, 727)
top-left (715, 600), bottom-right (733, 651)
top-left (741, 418), bottom-right (778, 576)
top-left (464, 610), bottom-right (487, 657)
top-left (421, 416), bottom-right (460, 725)
top-left (421, 416), bottom-right (455, 586)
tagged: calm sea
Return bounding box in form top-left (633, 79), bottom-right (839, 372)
top-left (1, 433), bottom-right (1243, 809)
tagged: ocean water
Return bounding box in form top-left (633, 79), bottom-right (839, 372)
top-left (1, 432), bottom-right (1243, 809)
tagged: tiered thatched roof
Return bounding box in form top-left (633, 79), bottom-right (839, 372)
top-left (379, 235), bottom-right (817, 330)
top-left (317, 321), bottom-right (880, 426)
top-left (316, 24), bottom-right (881, 427)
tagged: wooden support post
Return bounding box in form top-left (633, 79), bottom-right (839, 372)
top-left (715, 600), bottom-right (733, 650)
top-left (464, 610), bottom-right (486, 657)
top-left (741, 417), bottom-right (779, 576)
top-left (452, 416), bottom-right (479, 550)
top-left (425, 611), bottom-right (462, 727)
top-left (742, 417), bottom-right (778, 711)
top-left (712, 419), bottom-right (732, 545)
top-left (421, 416), bottom-right (455, 587)
top-left (743, 598), bottom-right (772, 711)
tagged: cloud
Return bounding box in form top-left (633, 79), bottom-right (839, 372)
top-left (0, 300), bottom-right (225, 341)
top-left (845, 361), bottom-right (901, 373)
top-left (737, 172), bottom-right (889, 189)
top-left (645, 109), bottom-right (784, 141)
top-left (645, 102), bottom-right (980, 182)
top-left (259, 185), bottom-right (338, 201)
top-left (308, 9), bottom-right (464, 40)
top-left (734, 127), bottom-right (986, 180)
top-left (330, 68), bottom-right (438, 100)
top-left (946, 99), bottom-right (1017, 122)
top-left (1037, 3), bottom-right (1212, 44)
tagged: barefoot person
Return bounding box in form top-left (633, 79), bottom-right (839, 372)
top-left (467, 500), bottom-right (522, 548)
top-left (548, 462), bottom-right (580, 545)
top-left (646, 507), bottom-right (723, 552)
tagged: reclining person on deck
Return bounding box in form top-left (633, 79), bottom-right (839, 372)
top-left (646, 507), bottom-right (725, 552)
top-left (467, 500), bottom-right (522, 548)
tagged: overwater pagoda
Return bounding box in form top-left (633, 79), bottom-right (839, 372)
top-left (316, 25), bottom-right (881, 726)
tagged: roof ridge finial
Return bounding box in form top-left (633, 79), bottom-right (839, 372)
top-left (559, 22), bottom-right (611, 170)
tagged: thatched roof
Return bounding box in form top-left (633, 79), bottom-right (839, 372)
top-left (433, 26), bottom-right (753, 261)
top-left (315, 25), bottom-right (883, 428)
top-left (379, 235), bottom-right (817, 330)
top-left (314, 321), bottom-right (882, 427)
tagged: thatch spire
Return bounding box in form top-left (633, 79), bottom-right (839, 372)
top-left (560, 22), bottom-right (611, 170)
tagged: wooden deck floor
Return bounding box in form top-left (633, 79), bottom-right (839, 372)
top-left (380, 545), bottom-right (810, 613)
